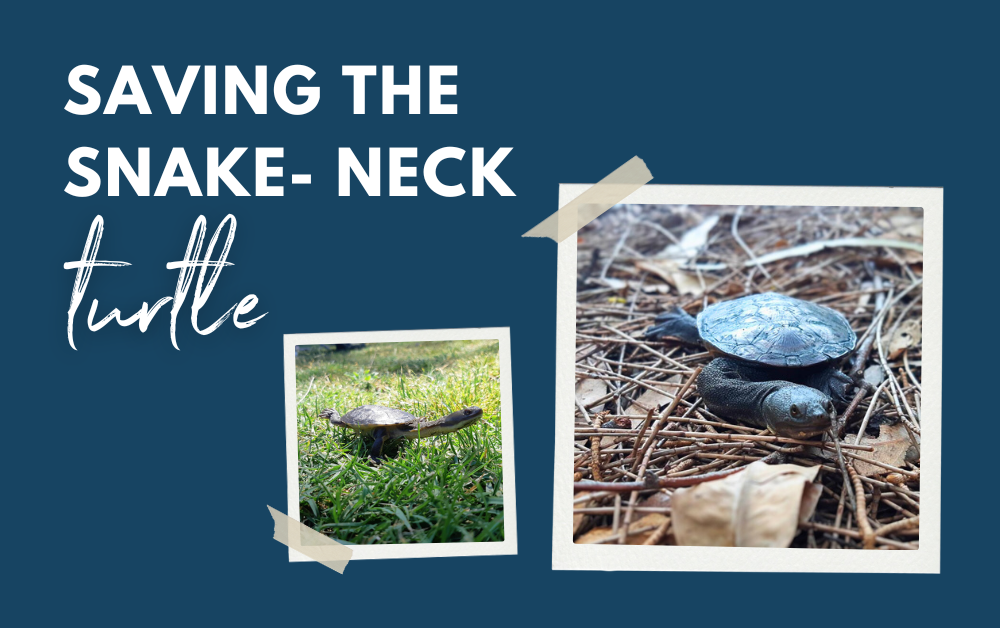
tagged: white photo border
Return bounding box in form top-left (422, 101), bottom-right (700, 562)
top-left (552, 185), bottom-right (941, 573)
top-left (284, 327), bottom-right (517, 560)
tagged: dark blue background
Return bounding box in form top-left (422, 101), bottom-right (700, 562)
top-left (3, 1), bottom-right (986, 624)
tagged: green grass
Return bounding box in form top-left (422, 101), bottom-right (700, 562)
top-left (295, 340), bottom-right (504, 544)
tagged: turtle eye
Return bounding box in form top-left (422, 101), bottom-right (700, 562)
top-left (789, 404), bottom-right (800, 418)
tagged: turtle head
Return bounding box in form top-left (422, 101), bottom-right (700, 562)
top-left (320, 408), bottom-right (347, 428)
top-left (761, 386), bottom-right (835, 438)
top-left (439, 406), bottom-right (484, 430)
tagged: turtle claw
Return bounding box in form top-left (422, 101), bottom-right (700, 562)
top-left (826, 370), bottom-right (855, 406)
top-left (800, 366), bottom-right (854, 406)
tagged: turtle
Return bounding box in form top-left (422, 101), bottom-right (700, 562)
top-left (320, 405), bottom-right (484, 459)
top-left (644, 292), bottom-right (857, 438)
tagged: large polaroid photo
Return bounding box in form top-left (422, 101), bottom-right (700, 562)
top-left (553, 185), bottom-right (940, 572)
top-left (284, 327), bottom-right (516, 560)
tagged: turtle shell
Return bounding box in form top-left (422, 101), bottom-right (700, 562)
top-left (339, 405), bottom-right (418, 429)
top-left (696, 293), bottom-right (856, 368)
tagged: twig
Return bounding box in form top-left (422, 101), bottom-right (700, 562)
top-left (589, 412), bottom-right (603, 482)
top-left (847, 461), bottom-right (876, 549)
top-left (854, 380), bottom-right (889, 444)
top-left (800, 522), bottom-right (917, 550)
top-left (731, 205), bottom-right (778, 288)
top-left (873, 516), bottom-right (919, 538)
top-left (630, 367), bottom-right (702, 473)
top-left (643, 516), bottom-right (673, 545)
top-left (575, 452), bottom-right (781, 492)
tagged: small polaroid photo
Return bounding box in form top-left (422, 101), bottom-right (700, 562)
top-left (284, 327), bottom-right (516, 560)
top-left (553, 185), bottom-right (940, 573)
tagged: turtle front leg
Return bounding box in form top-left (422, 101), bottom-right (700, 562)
top-left (799, 365), bottom-right (855, 405)
top-left (369, 427), bottom-right (387, 460)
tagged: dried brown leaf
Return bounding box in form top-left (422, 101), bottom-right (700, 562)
top-left (636, 260), bottom-right (703, 295)
top-left (575, 378), bottom-right (608, 412)
top-left (882, 213), bottom-right (924, 240)
top-left (672, 461), bottom-right (821, 547)
top-left (625, 376), bottom-right (682, 427)
top-left (657, 215), bottom-right (720, 261)
top-left (575, 514), bottom-right (670, 545)
top-left (637, 492), bottom-right (672, 510)
top-left (886, 319), bottom-right (922, 360)
top-left (853, 422), bottom-right (914, 477)
top-left (863, 364), bottom-right (885, 387)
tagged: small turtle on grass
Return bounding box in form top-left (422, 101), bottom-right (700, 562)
top-left (321, 405), bottom-right (484, 460)
top-left (644, 292), bottom-right (857, 438)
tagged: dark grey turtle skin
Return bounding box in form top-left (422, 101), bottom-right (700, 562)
top-left (320, 405), bottom-right (484, 459)
top-left (644, 293), bottom-right (857, 438)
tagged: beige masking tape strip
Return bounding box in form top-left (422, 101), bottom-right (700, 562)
top-left (268, 506), bottom-right (353, 573)
top-left (522, 156), bottom-right (653, 242)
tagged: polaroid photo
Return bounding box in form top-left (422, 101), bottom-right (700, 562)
top-left (284, 327), bottom-right (516, 560)
top-left (553, 185), bottom-right (940, 573)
